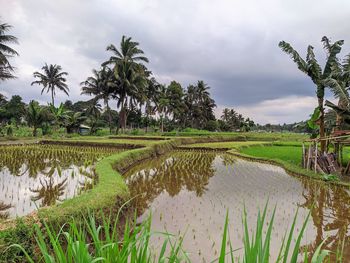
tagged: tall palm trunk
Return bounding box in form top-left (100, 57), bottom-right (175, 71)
top-left (51, 85), bottom-right (55, 107)
top-left (33, 126), bottom-right (38, 137)
top-left (145, 102), bottom-right (149, 133)
top-left (106, 101), bottom-right (112, 134)
top-left (145, 112), bottom-right (149, 133)
top-left (119, 104), bottom-right (127, 132)
top-left (160, 114), bottom-right (164, 133)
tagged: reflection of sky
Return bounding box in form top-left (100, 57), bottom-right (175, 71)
top-left (0, 164), bottom-right (92, 217)
top-left (127, 152), bottom-right (350, 262)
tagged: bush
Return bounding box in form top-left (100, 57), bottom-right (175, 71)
top-left (205, 120), bottom-right (218, 132)
top-left (0, 219), bottom-right (35, 262)
top-left (129, 129), bottom-right (145, 136)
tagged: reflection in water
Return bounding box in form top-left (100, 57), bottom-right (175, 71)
top-left (125, 150), bottom-right (350, 262)
top-left (0, 144), bottom-right (121, 218)
top-left (0, 201), bottom-right (11, 219)
top-left (30, 177), bottom-right (67, 207)
top-left (299, 179), bottom-right (350, 260)
top-left (126, 151), bottom-right (219, 210)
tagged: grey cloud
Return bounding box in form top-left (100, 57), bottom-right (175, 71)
top-left (1, 0), bottom-right (350, 124)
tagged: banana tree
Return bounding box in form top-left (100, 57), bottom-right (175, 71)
top-left (323, 54), bottom-right (350, 130)
top-left (279, 37), bottom-right (344, 152)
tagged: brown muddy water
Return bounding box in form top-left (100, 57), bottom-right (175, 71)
top-left (125, 150), bottom-right (350, 262)
top-left (0, 144), bottom-right (122, 218)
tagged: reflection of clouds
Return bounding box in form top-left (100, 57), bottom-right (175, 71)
top-left (125, 151), bottom-right (233, 215)
top-left (0, 144), bottom-right (117, 218)
top-left (298, 178), bottom-right (350, 260)
top-left (126, 151), bottom-right (350, 261)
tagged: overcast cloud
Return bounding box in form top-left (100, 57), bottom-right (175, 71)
top-left (1, 0), bottom-right (350, 124)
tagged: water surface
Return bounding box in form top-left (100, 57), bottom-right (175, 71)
top-left (0, 144), bottom-right (121, 218)
top-left (125, 150), bottom-right (350, 262)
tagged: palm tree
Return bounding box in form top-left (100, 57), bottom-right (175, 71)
top-left (155, 85), bottom-right (169, 133)
top-left (31, 64), bottom-right (69, 107)
top-left (103, 35), bottom-right (149, 66)
top-left (279, 37), bottom-right (344, 152)
top-left (81, 67), bottom-right (114, 133)
top-left (0, 21), bottom-right (18, 81)
top-left (145, 77), bottom-right (161, 132)
top-left (26, 100), bottom-right (44, 136)
top-left (103, 36), bottom-right (149, 132)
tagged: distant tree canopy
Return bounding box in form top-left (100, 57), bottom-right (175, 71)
top-left (0, 21), bottom-right (19, 81)
top-left (5, 31), bottom-right (350, 137)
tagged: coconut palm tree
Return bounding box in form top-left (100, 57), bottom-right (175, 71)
top-left (0, 21), bottom-right (18, 81)
top-left (279, 37), bottom-right (344, 152)
top-left (31, 64), bottom-right (69, 107)
top-left (81, 67), bottom-right (115, 133)
top-left (103, 35), bottom-right (149, 66)
top-left (155, 84), bottom-right (169, 133)
top-left (103, 36), bottom-right (149, 132)
top-left (26, 100), bottom-right (44, 136)
top-left (144, 77), bottom-right (161, 132)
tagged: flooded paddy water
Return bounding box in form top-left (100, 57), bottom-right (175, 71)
top-left (0, 143), bottom-right (122, 218)
top-left (125, 150), bottom-right (350, 262)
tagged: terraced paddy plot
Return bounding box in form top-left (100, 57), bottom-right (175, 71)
top-left (0, 144), bottom-right (122, 218)
top-left (125, 151), bottom-right (350, 262)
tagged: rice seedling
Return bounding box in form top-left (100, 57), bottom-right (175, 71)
top-left (6, 202), bottom-right (336, 263)
top-left (0, 144), bottom-right (124, 217)
top-left (124, 150), bottom-right (350, 262)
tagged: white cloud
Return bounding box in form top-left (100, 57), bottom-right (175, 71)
top-left (1, 0), bottom-right (349, 123)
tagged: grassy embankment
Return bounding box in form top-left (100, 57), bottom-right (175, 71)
top-left (0, 135), bottom-right (251, 261)
top-left (0, 132), bottom-right (343, 262)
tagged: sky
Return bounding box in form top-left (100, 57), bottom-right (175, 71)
top-left (1, 0), bottom-right (350, 124)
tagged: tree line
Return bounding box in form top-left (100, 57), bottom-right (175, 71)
top-left (0, 20), bottom-right (256, 136)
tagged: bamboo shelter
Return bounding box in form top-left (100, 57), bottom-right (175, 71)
top-left (302, 131), bottom-right (350, 175)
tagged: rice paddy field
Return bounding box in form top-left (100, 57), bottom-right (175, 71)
top-left (0, 143), bottom-right (123, 219)
top-left (1, 135), bottom-right (350, 262)
top-left (125, 150), bottom-right (350, 262)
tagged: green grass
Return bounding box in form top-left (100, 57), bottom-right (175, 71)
top-left (240, 144), bottom-right (302, 166)
top-left (181, 141), bottom-right (269, 149)
top-left (6, 203), bottom-right (333, 263)
top-left (164, 131), bottom-right (307, 141)
top-left (47, 136), bottom-right (169, 147)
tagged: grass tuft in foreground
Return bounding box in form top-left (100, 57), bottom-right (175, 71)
top-left (6, 203), bottom-right (337, 263)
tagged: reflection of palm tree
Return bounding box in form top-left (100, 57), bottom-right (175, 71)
top-left (125, 151), bottom-right (218, 215)
top-left (0, 201), bottom-right (11, 219)
top-left (30, 177), bottom-right (67, 207)
top-left (298, 178), bottom-right (350, 260)
top-left (220, 154), bottom-right (237, 166)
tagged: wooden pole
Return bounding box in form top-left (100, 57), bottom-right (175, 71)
top-left (314, 142), bottom-right (318, 173)
top-left (307, 146), bottom-right (312, 171)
